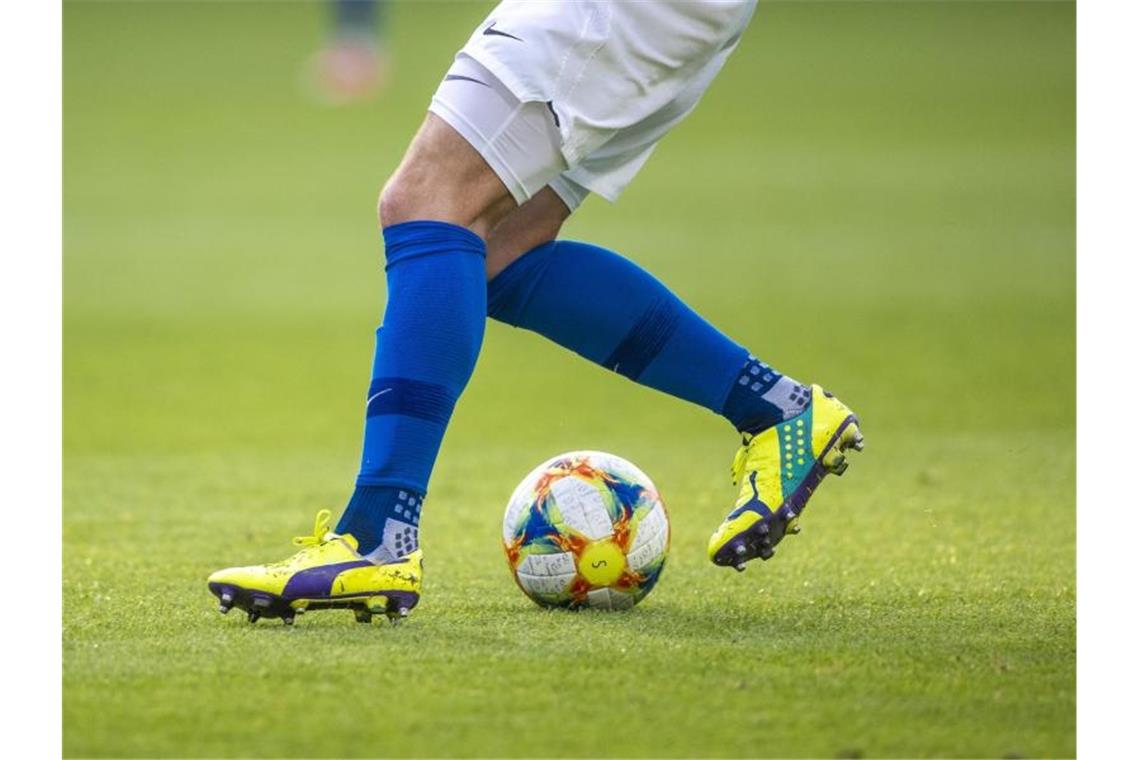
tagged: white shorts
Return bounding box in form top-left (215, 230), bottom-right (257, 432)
top-left (427, 0), bottom-right (757, 210)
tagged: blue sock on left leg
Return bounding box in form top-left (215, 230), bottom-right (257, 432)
top-left (337, 221), bottom-right (486, 560)
top-left (340, 485), bottom-right (422, 560)
top-left (488, 240), bottom-right (809, 433)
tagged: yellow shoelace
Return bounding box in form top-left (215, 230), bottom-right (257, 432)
top-left (730, 433), bottom-right (757, 486)
top-left (292, 509), bottom-right (334, 548)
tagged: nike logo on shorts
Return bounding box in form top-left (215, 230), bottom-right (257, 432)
top-left (444, 74), bottom-right (489, 87)
top-left (483, 21), bottom-right (522, 42)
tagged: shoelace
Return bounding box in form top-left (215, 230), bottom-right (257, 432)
top-left (292, 509), bottom-right (334, 548)
top-left (730, 433), bottom-right (756, 486)
top-left (261, 510), bottom-right (336, 571)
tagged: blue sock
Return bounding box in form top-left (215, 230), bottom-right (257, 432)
top-left (337, 221), bottom-right (486, 558)
top-left (720, 355), bottom-right (812, 434)
top-left (339, 485), bottom-right (422, 560)
top-left (487, 240), bottom-right (807, 434)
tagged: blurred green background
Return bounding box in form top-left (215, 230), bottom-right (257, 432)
top-left (64, 1), bottom-right (1074, 757)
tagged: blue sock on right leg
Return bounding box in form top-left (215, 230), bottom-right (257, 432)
top-left (487, 240), bottom-right (808, 433)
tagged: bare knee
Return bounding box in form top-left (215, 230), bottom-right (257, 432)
top-left (377, 114), bottom-right (516, 237)
top-left (377, 178), bottom-right (418, 230)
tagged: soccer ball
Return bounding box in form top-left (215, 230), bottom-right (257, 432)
top-left (502, 451), bottom-right (670, 610)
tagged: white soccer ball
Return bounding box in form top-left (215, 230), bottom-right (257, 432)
top-left (502, 451), bottom-right (670, 610)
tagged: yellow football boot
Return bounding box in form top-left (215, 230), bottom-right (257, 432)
top-left (207, 510), bottom-right (422, 625)
top-left (708, 385), bottom-right (863, 570)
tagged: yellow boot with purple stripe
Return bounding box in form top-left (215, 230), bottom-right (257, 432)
top-left (208, 510), bottom-right (422, 625)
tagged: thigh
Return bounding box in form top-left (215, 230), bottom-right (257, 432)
top-left (429, 56), bottom-right (568, 207)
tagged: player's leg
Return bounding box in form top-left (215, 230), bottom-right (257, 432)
top-left (485, 188), bottom-right (844, 526)
top-left (333, 54), bottom-right (573, 566)
top-left (331, 113), bottom-right (512, 565)
top-left (488, 154), bottom-right (862, 577)
top-left (208, 54), bottom-right (569, 624)
top-left (208, 116), bottom-right (510, 624)
top-left (488, 239), bottom-right (864, 571)
top-left (487, 232), bottom-right (862, 570)
top-left (488, 232), bottom-right (806, 443)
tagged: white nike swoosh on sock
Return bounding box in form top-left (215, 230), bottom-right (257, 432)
top-left (366, 388), bottom-right (393, 405)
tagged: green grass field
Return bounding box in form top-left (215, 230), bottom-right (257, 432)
top-left (63, 1), bottom-right (1075, 757)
